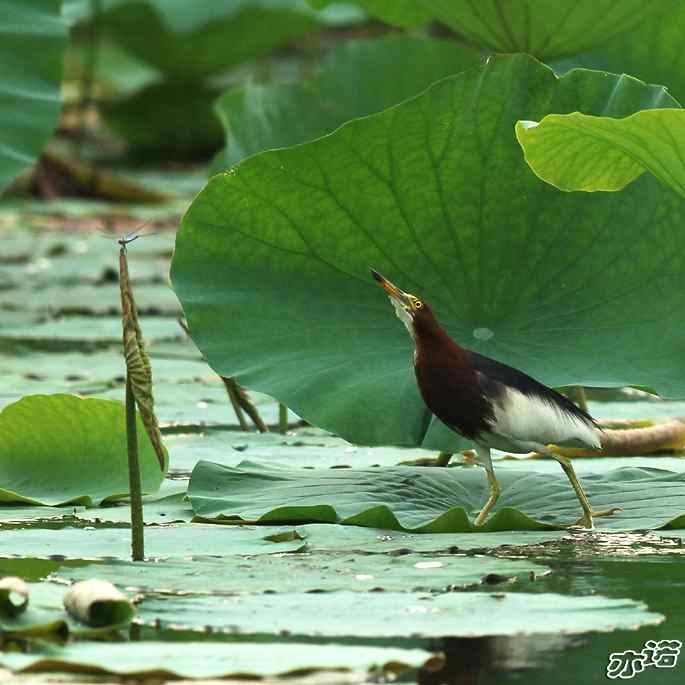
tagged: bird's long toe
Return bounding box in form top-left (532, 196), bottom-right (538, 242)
top-left (591, 506), bottom-right (623, 518)
top-left (568, 506), bottom-right (623, 530)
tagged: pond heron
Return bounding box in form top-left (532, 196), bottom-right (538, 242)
top-left (371, 269), bottom-right (621, 529)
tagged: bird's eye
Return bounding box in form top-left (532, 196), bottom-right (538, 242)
top-left (414, 300), bottom-right (423, 309)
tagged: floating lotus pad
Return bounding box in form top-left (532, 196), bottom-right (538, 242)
top-left (54, 553), bottom-right (548, 595)
top-left (0, 523), bottom-right (567, 561)
top-left (0, 523), bottom-right (307, 559)
top-left (166, 429), bottom-right (438, 474)
top-left (0, 395), bottom-right (166, 505)
top-left (188, 460), bottom-right (685, 531)
top-left (138, 590), bottom-right (662, 638)
top-left (0, 641), bottom-right (434, 679)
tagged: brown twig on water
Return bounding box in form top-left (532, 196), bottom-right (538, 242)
top-left (221, 377), bottom-right (249, 431)
top-left (234, 382), bottom-right (269, 433)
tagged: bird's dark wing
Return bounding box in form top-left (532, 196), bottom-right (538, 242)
top-left (469, 350), bottom-right (598, 429)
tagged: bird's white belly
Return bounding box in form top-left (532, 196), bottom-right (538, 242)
top-left (479, 386), bottom-right (600, 454)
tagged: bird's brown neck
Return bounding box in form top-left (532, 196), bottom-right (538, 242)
top-left (412, 310), bottom-right (488, 438)
top-left (413, 313), bottom-right (469, 368)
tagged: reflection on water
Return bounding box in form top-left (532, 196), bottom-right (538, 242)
top-left (419, 635), bottom-right (579, 685)
top-left (416, 531), bottom-right (685, 685)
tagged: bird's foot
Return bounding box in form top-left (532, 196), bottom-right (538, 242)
top-left (567, 506), bottom-right (623, 530)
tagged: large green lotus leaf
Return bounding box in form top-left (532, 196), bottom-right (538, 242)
top-left (0, 0), bottom-right (67, 193)
top-left (55, 553), bottom-right (546, 594)
top-left (0, 641), bottom-right (432, 679)
top-left (0, 394), bottom-right (166, 505)
top-left (99, 0), bottom-right (323, 80)
top-left (139, 590), bottom-right (661, 637)
top-left (216, 35), bottom-right (481, 167)
top-left (424, 1), bottom-right (662, 59)
top-left (188, 460), bottom-right (685, 531)
top-left (171, 55), bottom-right (685, 452)
top-left (516, 109), bottom-right (685, 198)
top-left (313, 1), bottom-right (664, 58)
top-left (553, 0), bottom-right (685, 107)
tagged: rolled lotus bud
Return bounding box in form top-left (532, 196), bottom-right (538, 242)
top-left (0, 576), bottom-right (29, 617)
top-left (63, 579), bottom-right (134, 628)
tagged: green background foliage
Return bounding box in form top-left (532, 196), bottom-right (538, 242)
top-left (0, 0), bottom-right (66, 193)
top-left (554, 0), bottom-right (685, 105)
top-left (216, 35), bottom-right (482, 166)
top-left (99, 0), bottom-right (322, 80)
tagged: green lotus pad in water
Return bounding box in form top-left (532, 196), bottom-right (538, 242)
top-left (188, 460), bottom-right (685, 531)
top-left (137, 590), bottom-right (662, 638)
top-left (0, 523), bottom-right (307, 560)
top-left (0, 394), bottom-right (166, 505)
top-left (0, 641), bottom-right (433, 679)
top-left (54, 553), bottom-right (548, 595)
top-left (0, 524), bottom-right (564, 564)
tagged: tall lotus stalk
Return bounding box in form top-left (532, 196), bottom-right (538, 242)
top-left (118, 235), bottom-right (166, 560)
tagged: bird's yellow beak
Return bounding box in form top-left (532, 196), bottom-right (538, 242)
top-left (370, 269), bottom-right (412, 307)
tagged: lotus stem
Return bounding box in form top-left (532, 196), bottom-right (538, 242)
top-left (574, 385), bottom-right (589, 413)
top-left (551, 418), bottom-right (685, 457)
top-left (278, 403), bottom-right (288, 433)
top-left (235, 383), bottom-right (268, 433)
top-left (126, 374), bottom-right (144, 561)
top-left (436, 452), bottom-right (453, 467)
top-left (221, 377), bottom-right (249, 431)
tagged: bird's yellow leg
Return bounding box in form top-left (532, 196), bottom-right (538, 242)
top-left (474, 465), bottom-right (501, 527)
top-left (552, 453), bottom-right (622, 529)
